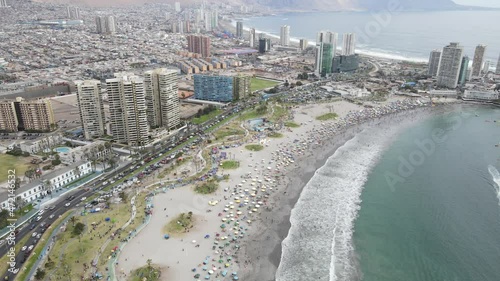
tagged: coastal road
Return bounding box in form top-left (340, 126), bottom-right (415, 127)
top-left (1, 98), bottom-right (247, 280)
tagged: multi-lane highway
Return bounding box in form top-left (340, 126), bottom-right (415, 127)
top-left (0, 104), bottom-right (243, 280)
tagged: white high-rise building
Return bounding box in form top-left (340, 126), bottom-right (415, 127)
top-left (471, 44), bottom-right (487, 77)
top-left (249, 28), bottom-right (256, 48)
top-left (143, 69), bottom-right (181, 130)
top-left (204, 12), bottom-right (212, 31)
top-left (428, 49), bottom-right (441, 77)
top-left (482, 60), bottom-right (491, 74)
top-left (342, 33), bottom-right (356, 56)
top-left (280, 25), bottom-right (290, 46)
top-left (67, 6), bottom-right (80, 19)
top-left (0, 0), bottom-right (8, 7)
top-left (96, 16), bottom-right (116, 34)
top-left (496, 53), bottom-right (500, 75)
top-left (317, 31), bottom-right (338, 54)
top-left (106, 75), bottom-right (149, 147)
top-left (75, 80), bottom-right (106, 140)
top-left (175, 2), bottom-right (181, 12)
top-left (437, 42), bottom-right (464, 89)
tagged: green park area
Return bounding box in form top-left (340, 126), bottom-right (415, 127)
top-left (220, 160), bottom-right (239, 169)
top-left (316, 113), bottom-right (338, 121)
top-left (192, 108), bottom-right (223, 125)
top-left (245, 144), bottom-right (264, 151)
top-left (250, 77), bottom-right (280, 92)
top-left (0, 154), bottom-right (32, 182)
top-left (163, 212), bottom-right (195, 236)
top-left (285, 121), bottom-right (300, 128)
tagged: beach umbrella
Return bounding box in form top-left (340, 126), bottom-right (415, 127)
top-left (192, 240), bottom-right (197, 244)
top-left (194, 274), bottom-right (200, 278)
top-left (205, 275), bottom-right (210, 279)
top-left (225, 264), bottom-right (230, 268)
top-left (220, 224), bottom-right (226, 228)
top-left (209, 270), bottom-right (214, 274)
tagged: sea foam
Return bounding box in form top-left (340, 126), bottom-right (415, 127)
top-left (276, 124), bottom-right (403, 281)
top-left (487, 165), bottom-right (500, 205)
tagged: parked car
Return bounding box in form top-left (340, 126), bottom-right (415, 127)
top-left (65, 202), bottom-right (71, 207)
top-left (21, 246), bottom-right (27, 251)
top-left (31, 232), bottom-right (37, 237)
top-left (27, 245), bottom-right (34, 251)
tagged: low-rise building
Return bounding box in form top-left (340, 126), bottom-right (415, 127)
top-left (463, 90), bottom-right (499, 101)
top-left (429, 90), bottom-right (458, 98)
top-left (0, 160), bottom-right (92, 210)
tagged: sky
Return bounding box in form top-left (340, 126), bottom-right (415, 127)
top-left (453, 0), bottom-right (500, 7)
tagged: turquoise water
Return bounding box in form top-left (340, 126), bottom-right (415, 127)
top-left (55, 147), bottom-right (71, 153)
top-left (354, 106), bottom-right (500, 281)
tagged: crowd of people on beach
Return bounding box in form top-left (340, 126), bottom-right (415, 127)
top-left (115, 97), bottom-right (434, 280)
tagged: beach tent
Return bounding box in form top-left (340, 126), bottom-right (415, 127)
top-left (164, 234), bottom-right (170, 239)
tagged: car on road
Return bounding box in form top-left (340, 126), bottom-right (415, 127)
top-left (27, 245), bottom-right (34, 251)
top-left (31, 232), bottom-right (37, 237)
top-left (11, 268), bottom-right (19, 274)
top-left (38, 210), bottom-right (44, 215)
top-left (65, 202), bottom-right (71, 207)
top-left (49, 206), bottom-right (55, 210)
top-left (49, 214), bottom-right (55, 219)
top-left (80, 197), bottom-right (87, 201)
top-left (21, 245), bottom-right (27, 251)
top-left (35, 216), bottom-right (42, 221)
top-left (36, 233), bottom-right (41, 239)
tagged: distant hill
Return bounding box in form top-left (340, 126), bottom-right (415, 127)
top-left (33, 0), bottom-right (473, 11)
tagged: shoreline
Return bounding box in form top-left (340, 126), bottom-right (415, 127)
top-left (236, 103), bottom-right (457, 281)
top-left (221, 19), bottom-right (428, 63)
top-left (116, 98), bottom-right (458, 281)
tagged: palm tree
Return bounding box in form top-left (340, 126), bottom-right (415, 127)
top-left (73, 165), bottom-right (81, 179)
top-left (25, 169), bottom-right (35, 182)
top-left (70, 216), bottom-right (77, 226)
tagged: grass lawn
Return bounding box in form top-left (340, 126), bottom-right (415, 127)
top-left (214, 125), bottom-right (245, 140)
top-left (0, 154), bottom-right (33, 182)
top-left (316, 113), bottom-right (338, 121)
top-left (163, 212), bottom-right (195, 236)
top-left (269, 104), bottom-right (289, 123)
top-left (194, 179), bottom-right (219, 194)
top-left (268, 132), bottom-right (283, 138)
top-left (220, 160), bottom-right (239, 169)
top-left (251, 77), bottom-right (280, 92)
top-left (245, 144), bottom-right (264, 151)
top-left (128, 264), bottom-right (162, 281)
top-left (285, 121), bottom-right (300, 128)
top-left (45, 201), bottom-right (133, 280)
top-left (192, 109), bottom-right (223, 125)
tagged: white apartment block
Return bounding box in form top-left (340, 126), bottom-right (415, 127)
top-left (76, 80), bottom-right (106, 140)
top-left (106, 74), bottom-right (150, 146)
top-left (144, 68), bottom-right (181, 130)
top-left (437, 42), bottom-right (463, 89)
top-left (280, 25), bottom-right (290, 46)
top-left (342, 33), bottom-right (356, 56)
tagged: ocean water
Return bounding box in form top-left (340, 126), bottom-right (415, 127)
top-left (276, 105), bottom-right (500, 281)
top-left (242, 11), bottom-right (500, 64)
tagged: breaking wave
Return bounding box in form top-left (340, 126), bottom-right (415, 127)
top-left (275, 124), bottom-right (404, 281)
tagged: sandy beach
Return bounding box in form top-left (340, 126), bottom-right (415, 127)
top-left (117, 98), bottom-right (446, 280)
